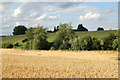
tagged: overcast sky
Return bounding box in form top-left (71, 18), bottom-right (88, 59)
top-left (0, 2), bottom-right (118, 35)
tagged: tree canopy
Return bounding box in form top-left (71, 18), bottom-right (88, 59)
top-left (77, 24), bottom-right (88, 31)
top-left (97, 27), bottom-right (104, 31)
top-left (13, 25), bottom-right (27, 35)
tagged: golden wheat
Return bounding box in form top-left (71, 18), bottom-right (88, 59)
top-left (1, 49), bottom-right (118, 78)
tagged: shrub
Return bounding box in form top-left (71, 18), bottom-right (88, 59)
top-left (22, 39), bottom-right (28, 43)
top-left (32, 26), bottom-right (50, 50)
top-left (54, 23), bottom-right (75, 50)
top-left (92, 37), bottom-right (101, 50)
top-left (71, 37), bottom-right (81, 50)
top-left (102, 33), bottom-right (116, 50)
top-left (2, 42), bottom-right (13, 48)
top-left (59, 40), bottom-right (71, 50)
top-left (112, 38), bottom-right (118, 51)
top-left (23, 40), bottom-right (33, 50)
top-left (14, 42), bottom-right (19, 46)
top-left (80, 36), bottom-right (93, 50)
top-left (24, 25), bottom-right (50, 50)
top-left (25, 28), bottom-right (34, 40)
top-left (80, 36), bottom-right (101, 50)
top-left (32, 35), bottom-right (50, 50)
top-left (50, 47), bottom-right (55, 50)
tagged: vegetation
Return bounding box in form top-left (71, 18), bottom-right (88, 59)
top-left (23, 25), bottom-right (50, 50)
top-left (1, 23), bottom-right (119, 51)
top-left (54, 23), bottom-right (75, 50)
top-left (102, 33), bottom-right (117, 50)
top-left (97, 27), bottom-right (104, 31)
top-left (2, 42), bottom-right (13, 48)
top-left (77, 24), bottom-right (88, 31)
top-left (13, 25), bottom-right (27, 35)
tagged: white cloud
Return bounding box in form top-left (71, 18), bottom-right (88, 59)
top-left (12, 7), bottom-right (21, 17)
top-left (36, 13), bottom-right (47, 20)
top-left (36, 13), bottom-right (58, 20)
top-left (49, 16), bottom-right (57, 19)
top-left (80, 12), bottom-right (100, 20)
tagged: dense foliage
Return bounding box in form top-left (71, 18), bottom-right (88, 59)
top-left (97, 27), bottom-right (104, 31)
top-left (2, 23), bottom-right (119, 51)
top-left (54, 23), bottom-right (75, 50)
top-left (2, 42), bottom-right (13, 48)
top-left (23, 25), bottom-right (50, 50)
top-left (13, 25), bottom-right (27, 35)
top-left (77, 24), bottom-right (88, 31)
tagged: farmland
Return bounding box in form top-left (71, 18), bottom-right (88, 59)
top-left (2, 49), bottom-right (118, 78)
top-left (1, 30), bottom-right (118, 44)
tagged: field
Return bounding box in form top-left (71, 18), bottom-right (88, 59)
top-left (1, 30), bottom-right (118, 44)
top-left (2, 49), bottom-right (118, 78)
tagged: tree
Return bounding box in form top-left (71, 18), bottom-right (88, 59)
top-left (112, 38), bottom-right (118, 51)
top-left (54, 26), bottom-right (59, 32)
top-left (80, 36), bottom-right (101, 50)
top-left (2, 42), bottom-right (13, 48)
top-left (13, 25), bottom-right (27, 35)
top-left (71, 37), bottom-right (81, 50)
top-left (77, 24), bottom-right (88, 31)
top-left (24, 25), bottom-right (50, 50)
top-left (80, 36), bottom-right (93, 50)
top-left (25, 27), bottom-right (34, 40)
top-left (97, 27), bottom-right (104, 31)
top-left (54, 23), bottom-right (75, 50)
top-left (32, 26), bottom-right (50, 50)
top-left (102, 33), bottom-right (116, 50)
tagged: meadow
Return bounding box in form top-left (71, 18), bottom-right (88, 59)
top-left (2, 49), bottom-right (118, 78)
top-left (1, 30), bottom-right (118, 44)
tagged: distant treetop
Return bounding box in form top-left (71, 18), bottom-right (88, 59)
top-left (13, 25), bottom-right (27, 35)
top-left (97, 27), bottom-right (104, 31)
top-left (77, 24), bottom-right (88, 31)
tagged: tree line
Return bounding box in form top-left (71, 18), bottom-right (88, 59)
top-left (12, 24), bottom-right (104, 35)
top-left (2, 23), bottom-right (119, 51)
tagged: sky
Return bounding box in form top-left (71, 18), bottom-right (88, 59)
top-left (0, 1), bottom-right (118, 35)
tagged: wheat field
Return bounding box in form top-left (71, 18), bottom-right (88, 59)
top-left (1, 49), bottom-right (118, 78)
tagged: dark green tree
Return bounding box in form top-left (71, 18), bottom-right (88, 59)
top-left (77, 24), bottom-right (88, 31)
top-left (32, 26), bottom-right (50, 50)
top-left (25, 27), bottom-right (34, 40)
top-left (54, 23), bottom-right (75, 50)
top-left (13, 25), bottom-right (27, 35)
top-left (102, 33), bottom-right (116, 50)
top-left (97, 27), bottom-right (104, 31)
top-left (54, 27), bottom-right (57, 32)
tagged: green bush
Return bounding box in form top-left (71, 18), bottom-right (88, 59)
top-left (71, 37), bottom-right (81, 50)
top-left (13, 42), bottom-right (19, 46)
top-left (59, 40), bottom-right (71, 50)
top-left (102, 33), bottom-right (116, 50)
top-left (24, 25), bottom-right (50, 50)
top-left (80, 36), bottom-right (93, 50)
top-left (22, 39), bottom-right (28, 43)
top-left (54, 23), bottom-right (75, 50)
top-left (2, 42), bottom-right (13, 48)
top-left (79, 36), bottom-right (101, 50)
top-left (50, 47), bottom-right (55, 50)
top-left (112, 38), bottom-right (118, 51)
top-left (92, 37), bottom-right (101, 50)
